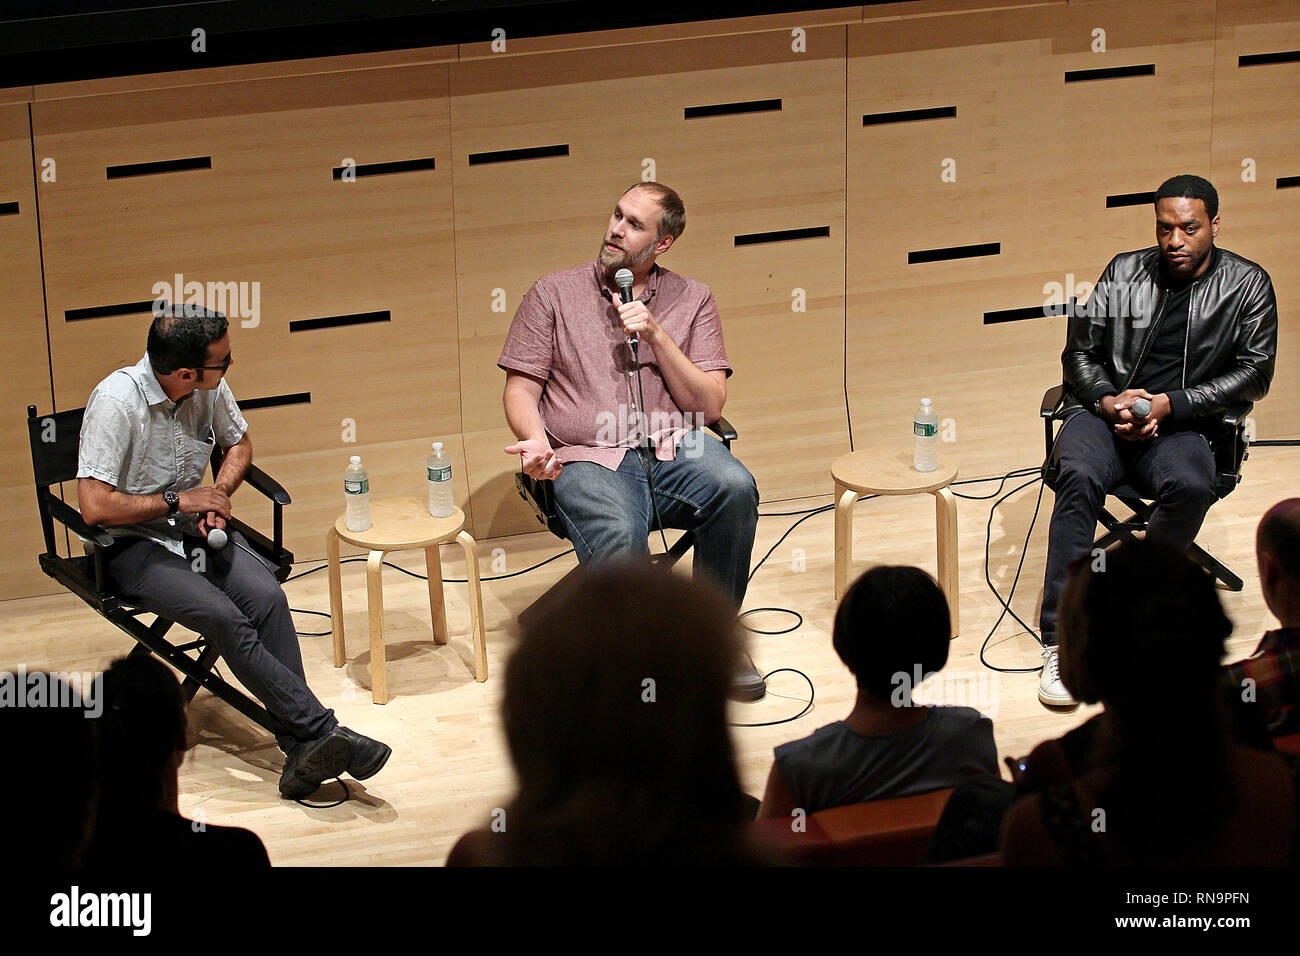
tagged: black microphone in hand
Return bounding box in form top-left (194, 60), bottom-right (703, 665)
top-left (206, 527), bottom-right (228, 550)
top-left (614, 268), bottom-right (638, 352)
top-left (1131, 398), bottom-right (1152, 419)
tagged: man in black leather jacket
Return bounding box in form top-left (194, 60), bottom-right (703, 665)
top-left (1038, 174), bottom-right (1278, 706)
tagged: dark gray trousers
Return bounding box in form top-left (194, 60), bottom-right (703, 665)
top-left (107, 531), bottom-right (336, 753)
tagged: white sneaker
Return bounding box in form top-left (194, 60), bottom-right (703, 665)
top-left (1038, 646), bottom-right (1076, 707)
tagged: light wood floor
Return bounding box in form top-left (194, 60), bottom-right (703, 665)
top-left (2, 450), bottom-right (1293, 866)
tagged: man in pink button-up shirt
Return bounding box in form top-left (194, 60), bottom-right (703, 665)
top-left (499, 183), bottom-right (764, 700)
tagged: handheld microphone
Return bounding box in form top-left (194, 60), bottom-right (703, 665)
top-left (614, 268), bottom-right (637, 352)
top-left (1131, 398), bottom-right (1152, 419)
top-left (206, 527), bottom-right (228, 550)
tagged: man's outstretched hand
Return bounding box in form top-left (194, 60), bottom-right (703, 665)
top-left (506, 437), bottom-right (563, 480)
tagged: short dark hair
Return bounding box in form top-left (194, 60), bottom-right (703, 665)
top-left (1155, 174), bottom-right (1219, 219)
top-left (147, 309), bottom-right (228, 374)
top-left (624, 182), bottom-right (686, 240)
top-left (1058, 538), bottom-right (1230, 708)
top-left (832, 566), bottom-right (950, 699)
top-left (1258, 498), bottom-right (1300, 578)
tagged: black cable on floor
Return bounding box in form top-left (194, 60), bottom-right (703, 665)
top-left (294, 778), bottom-right (350, 809)
top-left (978, 472), bottom-right (1049, 674)
top-left (728, 668), bottom-right (815, 728)
top-left (739, 607), bottom-right (803, 635)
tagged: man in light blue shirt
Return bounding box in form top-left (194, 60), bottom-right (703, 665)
top-left (78, 310), bottom-right (390, 800)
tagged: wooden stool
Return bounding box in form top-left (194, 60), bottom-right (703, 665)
top-left (831, 447), bottom-right (959, 637)
top-left (326, 496), bottom-right (486, 704)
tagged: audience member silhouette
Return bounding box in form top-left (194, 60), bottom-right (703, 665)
top-left (447, 562), bottom-right (760, 865)
top-left (85, 655), bottom-right (270, 868)
top-left (757, 566), bottom-right (998, 819)
top-left (1, 672), bottom-right (98, 866)
top-left (1001, 539), bottom-right (1296, 865)
top-left (1222, 498), bottom-right (1300, 742)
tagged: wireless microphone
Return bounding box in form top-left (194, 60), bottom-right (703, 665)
top-left (1131, 398), bottom-right (1152, 418)
top-left (206, 527), bottom-right (228, 550)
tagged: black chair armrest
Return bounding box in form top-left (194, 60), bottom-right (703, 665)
top-left (1211, 402), bottom-right (1253, 499)
top-left (515, 472), bottom-right (568, 539)
top-left (47, 496), bottom-right (115, 548)
top-left (1040, 385), bottom-right (1065, 419)
top-left (242, 463), bottom-right (291, 506)
top-left (1221, 402), bottom-right (1253, 431)
top-left (707, 416), bottom-right (738, 445)
top-left (1040, 385), bottom-right (1069, 484)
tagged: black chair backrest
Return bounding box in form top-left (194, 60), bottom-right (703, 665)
top-left (28, 405), bottom-right (86, 489)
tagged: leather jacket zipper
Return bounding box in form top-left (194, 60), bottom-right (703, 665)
top-left (1123, 287), bottom-right (1166, 391)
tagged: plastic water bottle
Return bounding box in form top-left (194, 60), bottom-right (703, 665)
top-left (427, 441), bottom-right (454, 518)
top-left (344, 455), bottom-right (371, 531)
top-left (913, 398), bottom-right (939, 473)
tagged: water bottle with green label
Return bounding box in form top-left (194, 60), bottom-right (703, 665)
top-left (344, 455), bottom-right (371, 531)
top-left (913, 398), bottom-right (939, 473)
top-left (427, 441), bottom-right (454, 517)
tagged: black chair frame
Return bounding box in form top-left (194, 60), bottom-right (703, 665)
top-left (27, 403), bottom-right (295, 735)
top-left (1039, 385), bottom-right (1251, 590)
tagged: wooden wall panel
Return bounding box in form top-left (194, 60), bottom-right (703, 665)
top-left (846, 0), bottom-right (1216, 480)
top-left (32, 66), bottom-right (460, 564)
top-left (1, 0), bottom-right (1296, 601)
top-left (1210, 0), bottom-right (1300, 441)
top-left (0, 103), bottom-right (59, 598)
top-left (452, 28), bottom-right (849, 538)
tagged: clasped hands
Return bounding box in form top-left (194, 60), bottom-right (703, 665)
top-left (1100, 389), bottom-right (1172, 442)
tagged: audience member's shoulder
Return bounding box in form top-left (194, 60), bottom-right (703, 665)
top-left (87, 811), bottom-right (270, 868)
top-left (446, 827), bottom-right (507, 866)
top-left (928, 705), bottom-right (994, 732)
top-left (1000, 792), bottom-right (1063, 866)
top-left (775, 721), bottom-right (847, 759)
top-left (150, 811), bottom-right (270, 867)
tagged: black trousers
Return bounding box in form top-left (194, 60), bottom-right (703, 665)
top-left (1039, 412), bottom-right (1217, 644)
top-left (107, 531), bottom-right (336, 752)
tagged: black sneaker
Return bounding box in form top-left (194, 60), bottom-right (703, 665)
top-left (729, 653), bottom-right (766, 703)
top-left (334, 726), bottom-right (392, 781)
top-left (279, 730), bottom-right (350, 799)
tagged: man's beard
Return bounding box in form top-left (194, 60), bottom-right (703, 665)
top-left (599, 239), bottom-right (654, 271)
top-left (1162, 246), bottom-right (1208, 278)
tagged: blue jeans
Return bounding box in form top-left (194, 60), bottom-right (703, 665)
top-left (551, 433), bottom-right (759, 607)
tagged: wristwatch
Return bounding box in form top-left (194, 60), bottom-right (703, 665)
top-left (163, 490), bottom-right (180, 515)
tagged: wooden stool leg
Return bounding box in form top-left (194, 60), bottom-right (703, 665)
top-left (424, 542), bottom-right (448, 645)
top-left (834, 483), bottom-right (858, 600)
top-left (934, 486), bottom-right (959, 638)
top-left (458, 531), bottom-right (488, 682)
top-left (366, 549), bottom-right (389, 705)
top-left (327, 527), bottom-right (346, 667)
